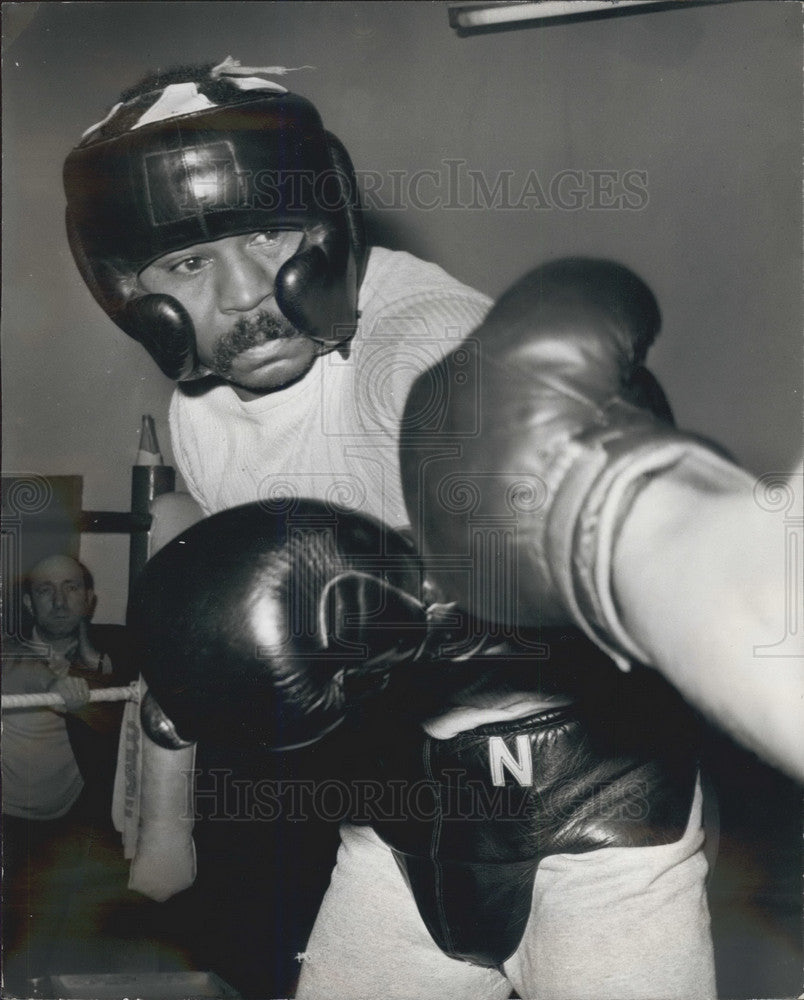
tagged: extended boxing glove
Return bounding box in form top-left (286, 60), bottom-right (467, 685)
top-left (400, 257), bottom-right (732, 668)
top-left (127, 499), bottom-right (429, 751)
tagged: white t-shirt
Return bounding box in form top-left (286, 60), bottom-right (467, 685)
top-left (170, 247), bottom-right (491, 527)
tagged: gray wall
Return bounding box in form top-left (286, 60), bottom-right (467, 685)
top-left (2, 1), bottom-right (801, 621)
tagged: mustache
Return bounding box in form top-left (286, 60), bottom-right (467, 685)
top-left (212, 310), bottom-right (300, 374)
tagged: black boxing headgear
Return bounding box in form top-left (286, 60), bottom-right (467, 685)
top-left (63, 68), bottom-right (367, 380)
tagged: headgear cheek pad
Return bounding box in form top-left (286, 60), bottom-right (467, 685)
top-left (63, 91), bottom-right (367, 381)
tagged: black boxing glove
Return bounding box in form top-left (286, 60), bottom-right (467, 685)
top-left (400, 257), bottom-right (730, 669)
top-left (367, 665), bottom-right (698, 967)
top-left (276, 135), bottom-right (365, 351)
top-left (127, 500), bottom-right (428, 751)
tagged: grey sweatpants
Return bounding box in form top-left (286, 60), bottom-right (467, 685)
top-left (296, 779), bottom-right (715, 1000)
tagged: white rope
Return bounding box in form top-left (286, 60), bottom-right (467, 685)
top-left (2, 682), bottom-right (139, 710)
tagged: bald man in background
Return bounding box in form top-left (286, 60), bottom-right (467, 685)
top-left (2, 554), bottom-right (122, 845)
top-left (1, 554), bottom-right (130, 984)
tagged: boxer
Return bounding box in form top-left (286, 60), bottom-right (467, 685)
top-left (62, 60), bottom-right (497, 1000)
top-left (66, 61), bottom-right (719, 1000)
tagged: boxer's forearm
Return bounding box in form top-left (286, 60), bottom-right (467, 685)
top-left (613, 469), bottom-right (804, 782)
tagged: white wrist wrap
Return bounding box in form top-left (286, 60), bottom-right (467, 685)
top-left (548, 429), bottom-right (747, 671)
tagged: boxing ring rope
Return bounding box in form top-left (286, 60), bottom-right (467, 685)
top-left (1, 683), bottom-right (139, 710)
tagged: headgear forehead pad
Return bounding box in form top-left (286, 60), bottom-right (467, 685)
top-left (64, 85), bottom-right (366, 380)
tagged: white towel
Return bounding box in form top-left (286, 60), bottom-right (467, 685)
top-left (112, 676), bottom-right (197, 900)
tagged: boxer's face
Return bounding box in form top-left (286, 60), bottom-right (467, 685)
top-left (140, 230), bottom-right (318, 399)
